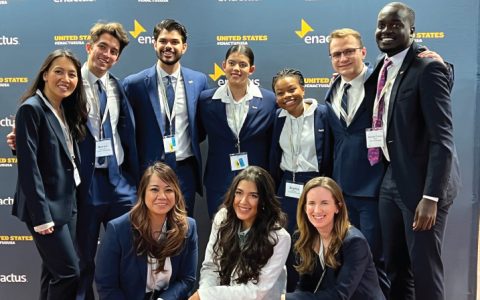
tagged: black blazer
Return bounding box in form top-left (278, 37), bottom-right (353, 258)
top-left (13, 94), bottom-right (80, 226)
top-left (378, 42), bottom-right (460, 211)
top-left (287, 227), bottom-right (385, 300)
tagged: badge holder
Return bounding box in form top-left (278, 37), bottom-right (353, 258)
top-left (230, 152), bottom-right (249, 171)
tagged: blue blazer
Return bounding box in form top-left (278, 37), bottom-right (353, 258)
top-left (13, 95), bottom-right (80, 226)
top-left (324, 64), bottom-right (385, 198)
top-left (198, 87), bottom-right (276, 195)
top-left (95, 213), bottom-right (198, 300)
top-left (123, 65), bottom-right (209, 194)
top-left (77, 75), bottom-right (139, 206)
top-left (287, 227), bottom-right (385, 300)
top-left (376, 42), bottom-right (460, 210)
top-left (269, 103), bottom-right (332, 188)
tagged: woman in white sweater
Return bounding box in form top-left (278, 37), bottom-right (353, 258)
top-left (189, 166), bottom-right (291, 300)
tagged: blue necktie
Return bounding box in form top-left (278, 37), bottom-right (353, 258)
top-left (340, 83), bottom-right (351, 127)
top-left (97, 80), bottom-right (120, 185)
top-left (165, 76), bottom-right (175, 113)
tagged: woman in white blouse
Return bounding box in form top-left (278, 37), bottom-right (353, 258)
top-left (189, 166), bottom-right (291, 300)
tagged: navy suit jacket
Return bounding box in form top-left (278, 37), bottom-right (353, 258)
top-left (377, 42), bottom-right (460, 210)
top-left (269, 103), bottom-right (332, 188)
top-left (324, 64), bottom-right (385, 198)
top-left (77, 75), bottom-right (139, 206)
top-left (95, 213), bottom-right (198, 300)
top-left (198, 87), bottom-right (276, 194)
top-left (287, 227), bottom-right (385, 300)
top-left (123, 65), bottom-right (208, 194)
top-left (13, 95), bottom-right (80, 226)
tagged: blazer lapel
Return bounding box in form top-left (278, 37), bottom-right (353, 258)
top-left (239, 96), bottom-right (262, 138)
top-left (145, 66), bottom-right (166, 136)
top-left (386, 44), bottom-right (415, 125)
top-left (181, 68), bottom-right (197, 138)
top-left (42, 101), bottom-right (71, 160)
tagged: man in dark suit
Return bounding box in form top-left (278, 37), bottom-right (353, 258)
top-left (373, 3), bottom-right (460, 299)
top-left (123, 19), bottom-right (209, 217)
top-left (324, 28), bottom-right (389, 295)
top-left (75, 22), bottom-right (139, 300)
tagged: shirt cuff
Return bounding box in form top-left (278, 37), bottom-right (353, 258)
top-left (34, 222), bottom-right (55, 232)
top-left (423, 195), bottom-right (439, 202)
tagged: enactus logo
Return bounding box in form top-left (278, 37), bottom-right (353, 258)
top-left (129, 20), bottom-right (152, 45)
top-left (295, 19), bottom-right (330, 44)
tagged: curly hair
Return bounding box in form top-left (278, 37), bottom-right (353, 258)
top-left (212, 166), bottom-right (286, 285)
top-left (20, 49), bottom-right (88, 141)
top-left (294, 177), bottom-right (350, 274)
top-left (130, 162), bottom-right (188, 273)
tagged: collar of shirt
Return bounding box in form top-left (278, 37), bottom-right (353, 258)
top-left (85, 64), bottom-right (109, 89)
top-left (279, 98), bottom-right (318, 119)
top-left (212, 79), bottom-right (262, 103)
top-left (384, 47), bottom-right (409, 74)
top-left (156, 63), bottom-right (181, 84)
top-left (340, 64), bottom-right (367, 88)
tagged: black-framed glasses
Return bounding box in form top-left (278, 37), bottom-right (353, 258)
top-left (329, 48), bottom-right (362, 60)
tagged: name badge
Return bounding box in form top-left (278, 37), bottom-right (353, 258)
top-left (163, 135), bottom-right (176, 153)
top-left (230, 152), bottom-right (249, 171)
top-left (366, 128), bottom-right (385, 148)
top-left (95, 139), bottom-right (114, 158)
top-left (73, 165), bottom-right (81, 187)
top-left (285, 180), bottom-right (304, 199)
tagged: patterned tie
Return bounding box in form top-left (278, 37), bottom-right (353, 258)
top-left (340, 83), bottom-right (351, 127)
top-left (165, 76), bottom-right (175, 112)
top-left (368, 58), bottom-right (392, 166)
top-left (97, 80), bottom-right (120, 185)
top-left (163, 76), bottom-right (176, 168)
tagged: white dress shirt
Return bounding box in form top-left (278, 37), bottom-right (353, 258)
top-left (156, 64), bottom-right (193, 161)
top-left (82, 64), bottom-right (124, 167)
top-left (212, 80), bottom-right (263, 142)
top-left (199, 208), bottom-right (291, 300)
top-left (279, 98), bottom-right (319, 173)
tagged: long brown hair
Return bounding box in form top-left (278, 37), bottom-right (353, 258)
top-left (213, 166), bottom-right (286, 285)
top-left (294, 177), bottom-right (350, 273)
top-left (130, 162), bottom-right (188, 273)
top-left (20, 49), bottom-right (88, 141)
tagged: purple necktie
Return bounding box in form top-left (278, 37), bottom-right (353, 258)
top-left (368, 58), bottom-right (392, 166)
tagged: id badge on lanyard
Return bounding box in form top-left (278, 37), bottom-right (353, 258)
top-left (163, 135), bottom-right (176, 153)
top-left (230, 152), bottom-right (249, 171)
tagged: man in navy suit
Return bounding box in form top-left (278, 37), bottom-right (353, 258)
top-left (324, 28), bottom-right (389, 295)
top-left (75, 22), bottom-right (139, 300)
top-left (373, 3), bottom-right (460, 299)
top-left (123, 19), bottom-right (209, 217)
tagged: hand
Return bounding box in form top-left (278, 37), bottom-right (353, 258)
top-left (39, 226), bottom-right (55, 235)
top-left (188, 291), bottom-right (200, 300)
top-left (413, 198), bottom-right (437, 231)
top-left (6, 126), bottom-right (16, 151)
top-left (417, 48), bottom-right (445, 65)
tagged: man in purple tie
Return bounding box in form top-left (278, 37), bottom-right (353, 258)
top-left (373, 2), bottom-right (460, 300)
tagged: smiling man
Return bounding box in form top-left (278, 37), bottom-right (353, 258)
top-left (373, 2), bottom-right (460, 300)
top-left (123, 19), bottom-right (209, 217)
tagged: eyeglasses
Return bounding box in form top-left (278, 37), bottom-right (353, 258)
top-left (329, 48), bottom-right (362, 60)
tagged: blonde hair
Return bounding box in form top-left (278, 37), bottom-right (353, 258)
top-left (294, 177), bottom-right (350, 273)
top-left (328, 28), bottom-right (364, 49)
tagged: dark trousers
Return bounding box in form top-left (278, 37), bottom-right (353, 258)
top-left (76, 168), bottom-right (136, 300)
top-left (175, 156), bottom-right (198, 217)
top-left (28, 215), bottom-right (80, 300)
top-left (379, 166), bottom-right (449, 300)
top-left (344, 194), bottom-right (390, 296)
top-left (277, 170), bottom-right (319, 292)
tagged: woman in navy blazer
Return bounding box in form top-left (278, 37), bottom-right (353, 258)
top-left (95, 162), bottom-right (198, 300)
top-left (198, 45), bottom-right (276, 218)
top-left (284, 177), bottom-right (384, 300)
top-left (12, 49), bottom-right (88, 300)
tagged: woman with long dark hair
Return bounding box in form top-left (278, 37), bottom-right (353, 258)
top-left (189, 166), bottom-right (290, 300)
top-left (284, 177), bottom-right (384, 300)
top-left (12, 49), bottom-right (88, 299)
top-left (95, 162), bottom-right (198, 300)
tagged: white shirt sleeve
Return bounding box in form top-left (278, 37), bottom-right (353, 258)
top-left (198, 208), bottom-right (291, 300)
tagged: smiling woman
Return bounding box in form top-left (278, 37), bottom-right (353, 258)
top-left (189, 166), bottom-right (291, 300)
top-left (95, 162), bottom-right (198, 300)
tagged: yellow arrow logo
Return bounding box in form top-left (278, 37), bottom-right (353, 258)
top-left (209, 63), bottom-right (225, 81)
top-left (295, 19), bottom-right (314, 38)
top-left (129, 20), bottom-right (146, 39)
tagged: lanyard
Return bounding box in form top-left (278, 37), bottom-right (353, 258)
top-left (157, 74), bottom-right (180, 135)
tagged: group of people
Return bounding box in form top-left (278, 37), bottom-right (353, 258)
top-left (9, 1), bottom-right (460, 300)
